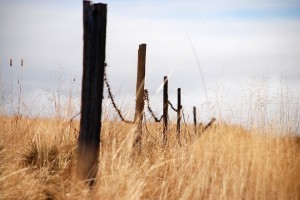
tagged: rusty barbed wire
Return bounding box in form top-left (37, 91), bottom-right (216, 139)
top-left (104, 71), bottom-right (134, 124)
top-left (144, 89), bottom-right (163, 123)
top-left (168, 100), bottom-right (178, 112)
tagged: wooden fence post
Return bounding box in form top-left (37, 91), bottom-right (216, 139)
top-left (177, 88), bottom-right (182, 144)
top-left (193, 106), bottom-right (197, 134)
top-left (133, 43), bottom-right (146, 153)
top-left (163, 76), bottom-right (168, 145)
top-left (77, 1), bottom-right (107, 186)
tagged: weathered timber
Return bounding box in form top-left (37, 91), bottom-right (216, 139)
top-left (77, 1), bottom-right (107, 187)
top-left (177, 88), bottom-right (182, 144)
top-left (133, 43), bottom-right (146, 153)
top-left (193, 106), bottom-right (197, 134)
top-left (163, 76), bottom-right (168, 145)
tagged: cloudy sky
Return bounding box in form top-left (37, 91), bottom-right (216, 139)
top-left (0, 0), bottom-right (299, 127)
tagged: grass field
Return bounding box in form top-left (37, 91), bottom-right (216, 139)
top-left (0, 114), bottom-right (299, 200)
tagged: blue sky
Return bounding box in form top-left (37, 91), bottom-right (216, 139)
top-left (0, 0), bottom-right (299, 128)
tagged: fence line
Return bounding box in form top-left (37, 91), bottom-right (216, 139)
top-left (104, 72), bottom-right (193, 130)
top-left (103, 59), bottom-right (216, 146)
top-left (104, 71), bottom-right (165, 124)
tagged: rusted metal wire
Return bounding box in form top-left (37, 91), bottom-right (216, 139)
top-left (144, 89), bottom-right (163, 123)
top-left (104, 71), bottom-right (134, 124)
top-left (168, 100), bottom-right (178, 112)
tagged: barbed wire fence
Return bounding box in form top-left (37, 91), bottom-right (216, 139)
top-left (68, 66), bottom-right (214, 145)
top-left (104, 67), bottom-right (216, 145)
top-left (103, 69), bottom-right (192, 141)
top-left (68, 68), bottom-right (214, 145)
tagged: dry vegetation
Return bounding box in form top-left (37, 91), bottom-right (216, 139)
top-left (0, 113), bottom-right (300, 200)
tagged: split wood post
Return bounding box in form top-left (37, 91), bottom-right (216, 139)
top-left (133, 43), bottom-right (146, 153)
top-left (77, 1), bottom-right (107, 187)
top-left (193, 106), bottom-right (197, 134)
top-left (177, 88), bottom-right (182, 144)
top-left (163, 76), bottom-right (168, 145)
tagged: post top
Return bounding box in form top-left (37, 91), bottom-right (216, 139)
top-left (83, 1), bottom-right (107, 6)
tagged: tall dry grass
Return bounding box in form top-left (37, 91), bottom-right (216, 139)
top-left (0, 69), bottom-right (299, 199)
top-left (0, 114), bottom-right (299, 199)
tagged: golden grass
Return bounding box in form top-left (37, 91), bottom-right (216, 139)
top-left (0, 115), bottom-right (299, 199)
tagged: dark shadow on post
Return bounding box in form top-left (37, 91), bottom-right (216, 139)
top-left (77, 1), bottom-right (107, 187)
top-left (163, 76), bottom-right (168, 145)
top-left (133, 44), bottom-right (146, 155)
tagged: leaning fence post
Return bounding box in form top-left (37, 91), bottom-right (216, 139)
top-left (177, 88), bottom-right (182, 144)
top-left (193, 106), bottom-right (197, 134)
top-left (204, 118), bottom-right (216, 131)
top-left (133, 43), bottom-right (146, 153)
top-left (163, 76), bottom-right (168, 145)
top-left (77, 1), bottom-right (107, 186)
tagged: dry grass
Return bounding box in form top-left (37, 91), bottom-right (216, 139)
top-left (0, 115), bottom-right (299, 200)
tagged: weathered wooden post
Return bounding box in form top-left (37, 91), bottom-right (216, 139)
top-left (204, 118), bottom-right (216, 131)
top-left (163, 76), bottom-right (168, 145)
top-left (77, 1), bottom-right (107, 186)
top-left (177, 88), bottom-right (182, 144)
top-left (193, 106), bottom-right (197, 134)
top-left (133, 44), bottom-right (146, 153)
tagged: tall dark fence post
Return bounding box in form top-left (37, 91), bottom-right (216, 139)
top-left (10, 59), bottom-right (13, 113)
top-left (77, 1), bottom-right (107, 186)
top-left (193, 106), bottom-right (197, 134)
top-left (177, 88), bottom-right (182, 144)
top-left (163, 76), bottom-right (168, 145)
top-left (133, 43), bottom-right (146, 153)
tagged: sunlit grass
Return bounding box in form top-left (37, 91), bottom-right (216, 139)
top-left (0, 113), bottom-right (299, 199)
top-left (0, 70), bottom-right (299, 199)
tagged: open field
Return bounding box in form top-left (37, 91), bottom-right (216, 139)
top-left (1, 1), bottom-right (300, 199)
top-left (0, 115), bottom-right (299, 199)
